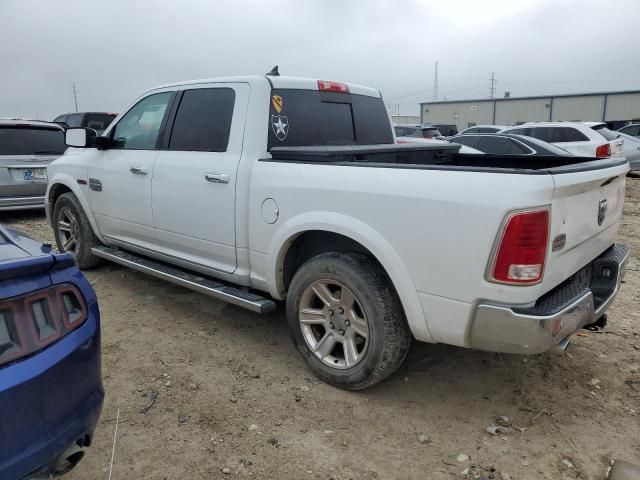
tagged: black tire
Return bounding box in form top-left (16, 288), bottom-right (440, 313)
top-left (286, 252), bottom-right (412, 390)
top-left (52, 192), bottom-right (102, 269)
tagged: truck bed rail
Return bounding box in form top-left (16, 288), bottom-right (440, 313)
top-left (266, 144), bottom-right (629, 174)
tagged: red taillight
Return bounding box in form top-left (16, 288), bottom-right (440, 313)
top-left (317, 80), bottom-right (350, 93)
top-left (595, 143), bottom-right (611, 158)
top-left (490, 209), bottom-right (550, 284)
top-left (0, 285), bottom-right (87, 367)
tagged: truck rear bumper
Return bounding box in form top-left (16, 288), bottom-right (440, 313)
top-left (470, 243), bottom-right (629, 354)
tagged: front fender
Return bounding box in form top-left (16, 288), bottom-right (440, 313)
top-left (265, 211), bottom-right (433, 343)
top-left (46, 173), bottom-right (106, 245)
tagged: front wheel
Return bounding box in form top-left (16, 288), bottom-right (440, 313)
top-left (52, 193), bottom-right (102, 269)
top-left (286, 252), bottom-right (412, 390)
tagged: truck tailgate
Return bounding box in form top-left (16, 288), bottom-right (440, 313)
top-left (544, 161), bottom-right (629, 291)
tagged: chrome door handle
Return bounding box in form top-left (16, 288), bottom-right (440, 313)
top-left (205, 173), bottom-right (230, 184)
top-left (130, 166), bottom-right (148, 175)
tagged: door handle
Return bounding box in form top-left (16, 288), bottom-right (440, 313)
top-left (205, 173), bottom-right (230, 184)
top-left (130, 166), bottom-right (148, 175)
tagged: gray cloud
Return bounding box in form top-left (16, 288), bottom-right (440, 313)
top-left (1, 0), bottom-right (639, 119)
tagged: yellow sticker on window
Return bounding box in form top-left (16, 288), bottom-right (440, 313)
top-left (271, 95), bottom-right (283, 113)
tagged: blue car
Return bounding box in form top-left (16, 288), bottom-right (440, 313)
top-left (0, 225), bottom-right (103, 479)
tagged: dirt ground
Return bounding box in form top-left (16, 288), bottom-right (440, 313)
top-left (3, 179), bottom-right (640, 480)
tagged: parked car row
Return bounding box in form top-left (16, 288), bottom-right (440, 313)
top-left (395, 120), bottom-right (639, 169)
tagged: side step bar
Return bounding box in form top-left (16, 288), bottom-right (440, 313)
top-left (91, 246), bottom-right (276, 314)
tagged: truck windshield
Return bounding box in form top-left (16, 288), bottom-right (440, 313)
top-left (0, 127), bottom-right (66, 155)
top-left (267, 89), bottom-right (393, 149)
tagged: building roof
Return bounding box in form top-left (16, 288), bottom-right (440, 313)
top-left (420, 89), bottom-right (640, 106)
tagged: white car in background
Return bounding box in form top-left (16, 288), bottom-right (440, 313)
top-left (618, 132), bottom-right (640, 170)
top-left (458, 124), bottom-right (510, 135)
top-left (501, 122), bottom-right (624, 159)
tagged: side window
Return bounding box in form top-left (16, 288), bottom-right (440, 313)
top-left (168, 88), bottom-right (235, 152)
top-left (394, 127), bottom-right (405, 137)
top-left (507, 127), bottom-right (533, 137)
top-left (53, 115), bottom-right (68, 124)
top-left (509, 140), bottom-right (533, 154)
top-left (66, 114), bottom-right (84, 128)
top-left (112, 92), bottom-right (173, 150)
top-left (464, 127), bottom-right (479, 134)
top-left (561, 127), bottom-right (589, 142)
top-left (528, 127), bottom-right (562, 143)
top-left (476, 136), bottom-right (514, 154)
top-left (452, 135), bottom-right (478, 148)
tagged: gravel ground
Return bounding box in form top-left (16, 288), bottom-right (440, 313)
top-left (3, 178), bottom-right (640, 480)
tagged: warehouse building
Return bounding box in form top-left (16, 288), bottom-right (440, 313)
top-left (420, 90), bottom-right (640, 132)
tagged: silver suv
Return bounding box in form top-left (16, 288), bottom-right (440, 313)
top-left (0, 120), bottom-right (65, 210)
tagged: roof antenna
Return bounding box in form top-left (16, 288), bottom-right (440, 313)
top-left (265, 65), bottom-right (280, 76)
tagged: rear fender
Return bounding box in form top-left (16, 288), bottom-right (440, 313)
top-left (266, 212), bottom-right (433, 342)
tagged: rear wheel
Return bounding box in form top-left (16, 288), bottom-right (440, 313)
top-left (286, 252), bottom-right (411, 390)
top-left (53, 193), bottom-right (102, 269)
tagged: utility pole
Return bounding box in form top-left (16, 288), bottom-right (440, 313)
top-left (489, 72), bottom-right (497, 99)
top-left (433, 61), bottom-right (439, 102)
top-left (72, 83), bottom-right (79, 112)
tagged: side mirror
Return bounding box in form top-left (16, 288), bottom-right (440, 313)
top-left (65, 128), bottom-right (96, 148)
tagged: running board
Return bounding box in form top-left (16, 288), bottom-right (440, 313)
top-left (91, 246), bottom-right (276, 314)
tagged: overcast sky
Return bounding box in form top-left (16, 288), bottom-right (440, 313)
top-left (2, 0), bottom-right (640, 119)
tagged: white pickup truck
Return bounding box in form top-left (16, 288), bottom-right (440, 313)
top-left (46, 73), bottom-right (630, 390)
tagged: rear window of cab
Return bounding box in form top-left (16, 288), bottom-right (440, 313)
top-left (267, 89), bottom-right (393, 149)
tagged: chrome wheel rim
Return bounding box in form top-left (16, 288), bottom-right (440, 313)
top-left (57, 207), bottom-right (80, 256)
top-left (298, 280), bottom-right (369, 369)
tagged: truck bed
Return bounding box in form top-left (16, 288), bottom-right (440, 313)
top-left (267, 144), bottom-right (628, 174)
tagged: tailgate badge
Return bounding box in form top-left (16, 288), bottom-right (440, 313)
top-left (597, 198), bottom-right (607, 226)
top-left (552, 234), bottom-right (566, 252)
